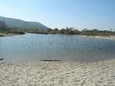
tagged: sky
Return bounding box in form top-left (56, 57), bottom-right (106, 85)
top-left (0, 0), bottom-right (115, 30)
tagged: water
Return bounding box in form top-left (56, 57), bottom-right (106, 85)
top-left (0, 33), bottom-right (115, 62)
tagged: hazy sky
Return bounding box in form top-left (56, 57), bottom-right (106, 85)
top-left (0, 0), bottom-right (115, 30)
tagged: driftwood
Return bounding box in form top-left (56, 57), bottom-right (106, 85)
top-left (41, 60), bottom-right (61, 61)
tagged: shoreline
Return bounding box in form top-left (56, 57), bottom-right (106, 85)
top-left (1, 32), bottom-right (115, 40)
top-left (81, 35), bottom-right (115, 40)
top-left (0, 33), bottom-right (13, 37)
top-left (0, 32), bottom-right (25, 37)
top-left (0, 59), bottom-right (115, 86)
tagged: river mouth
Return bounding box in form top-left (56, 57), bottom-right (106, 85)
top-left (0, 33), bottom-right (115, 63)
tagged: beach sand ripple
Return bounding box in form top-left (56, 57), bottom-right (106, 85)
top-left (0, 60), bottom-right (115, 86)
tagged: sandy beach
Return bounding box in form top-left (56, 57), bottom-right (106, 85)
top-left (81, 35), bottom-right (115, 40)
top-left (0, 60), bottom-right (115, 86)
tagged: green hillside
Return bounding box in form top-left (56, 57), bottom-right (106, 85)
top-left (0, 16), bottom-right (49, 29)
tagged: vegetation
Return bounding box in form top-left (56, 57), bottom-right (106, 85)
top-left (0, 20), bottom-right (115, 37)
top-left (0, 21), bottom-right (25, 36)
top-left (0, 21), bottom-right (8, 31)
top-left (81, 28), bottom-right (115, 36)
top-left (27, 27), bottom-right (115, 36)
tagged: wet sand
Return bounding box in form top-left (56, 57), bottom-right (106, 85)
top-left (0, 60), bottom-right (115, 86)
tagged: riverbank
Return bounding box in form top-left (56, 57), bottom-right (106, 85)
top-left (0, 33), bottom-right (13, 37)
top-left (81, 35), bottom-right (115, 40)
top-left (1, 32), bottom-right (115, 40)
top-left (0, 59), bottom-right (115, 86)
top-left (0, 32), bottom-right (26, 37)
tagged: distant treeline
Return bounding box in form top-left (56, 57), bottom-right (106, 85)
top-left (24, 27), bottom-right (115, 36)
top-left (0, 21), bottom-right (115, 36)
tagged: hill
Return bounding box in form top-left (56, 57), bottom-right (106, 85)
top-left (0, 16), bottom-right (49, 29)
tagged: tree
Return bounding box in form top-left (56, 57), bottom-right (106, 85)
top-left (82, 28), bottom-right (89, 32)
top-left (54, 28), bottom-right (59, 31)
top-left (0, 21), bottom-right (7, 31)
top-left (59, 28), bottom-right (65, 34)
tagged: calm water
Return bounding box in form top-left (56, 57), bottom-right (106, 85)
top-left (0, 33), bottom-right (115, 62)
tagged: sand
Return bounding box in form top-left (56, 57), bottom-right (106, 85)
top-left (0, 60), bottom-right (115, 86)
top-left (81, 35), bottom-right (115, 40)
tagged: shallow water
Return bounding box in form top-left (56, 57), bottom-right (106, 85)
top-left (0, 33), bottom-right (115, 62)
